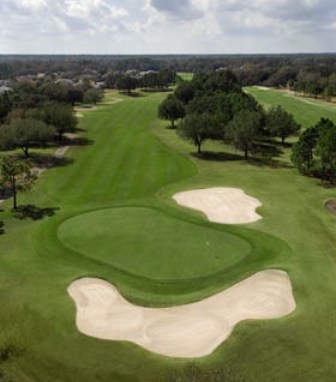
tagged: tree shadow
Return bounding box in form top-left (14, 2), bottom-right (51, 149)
top-left (13, 205), bottom-right (60, 221)
top-left (191, 150), bottom-right (292, 169)
top-left (65, 136), bottom-right (94, 147)
top-left (192, 151), bottom-right (242, 161)
top-left (0, 221), bottom-right (4, 235)
top-left (119, 91), bottom-right (144, 98)
top-left (29, 153), bottom-right (74, 169)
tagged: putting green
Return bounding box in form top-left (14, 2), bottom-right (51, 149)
top-left (58, 207), bottom-right (252, 279)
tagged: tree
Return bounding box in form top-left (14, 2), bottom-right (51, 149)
top-left (83, 88), bottom-right (103, 105)
top-left (266, 106), bottom-right (301, 144)
top-left (0, 118), bottom-right (55, 157)
top-left (174, 81), bottom-right (195, 105)
top-left (227, 110), bottom-right (262, 159)
top-left (316, 118), bottom-right (336, 181)
top-left (158, 95), bottom-right (185, 129)
top-left (291, 126), bottom-right (319, 173)
top-left (0, 92), bottom-right (13, 122)
top-left (115, 76), bottom-right (138, 95)
top-left (178, 113), bottom-right (217, 154)
top-left (1, 156), bottom-right (36, 210)
top-left (41, 103), bottom-right (77, 141)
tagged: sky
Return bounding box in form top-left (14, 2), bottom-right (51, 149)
top-left (0, 0), bottom-right (336, 54)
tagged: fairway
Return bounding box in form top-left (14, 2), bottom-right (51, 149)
top-left (1, 89), bottom-right (336, 381)
top-left (246, 86), bottom-right (336, 127)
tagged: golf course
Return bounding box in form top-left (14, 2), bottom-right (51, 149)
top-left (1, 87), bottom-right (336, 381)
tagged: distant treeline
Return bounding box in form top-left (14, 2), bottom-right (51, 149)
top-left (1, 54), bottom-right (336, 98)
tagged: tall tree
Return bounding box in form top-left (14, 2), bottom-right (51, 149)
top-left (178, 113), bottom-right (217, 154)
top-left (291, 126), bottom-right (319, 173)
top-left (227, 110), bottom-right (262, 159)
top-left (158, 95), bottom-right (185, 129)
top-left (266, 106), bottom-right (301, 144)
top-left (1, 156), bottom-right (36, 210)
top-left (316, 118), bottom-right (336, 181)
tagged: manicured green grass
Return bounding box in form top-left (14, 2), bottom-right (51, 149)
top-left (177, 72), bottom-right (194, 81)
top-left (246, 86), bottom-right (336, 127)
top-left (1, 89), bottom-right (336, 381)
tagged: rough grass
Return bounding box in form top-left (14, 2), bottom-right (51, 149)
top-left (1, 89), bottom-right (336, 381)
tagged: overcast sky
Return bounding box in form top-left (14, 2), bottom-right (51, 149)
top-left (1, 0), bottom-right (335, 54)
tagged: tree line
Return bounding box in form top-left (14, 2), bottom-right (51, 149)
top-left (292, 118), bottom-right (336, 182)
top-left (158, 70), bottom-right (300, 158)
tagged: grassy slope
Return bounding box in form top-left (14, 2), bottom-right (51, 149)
top-left (1, 89), bottom-right (336, 381)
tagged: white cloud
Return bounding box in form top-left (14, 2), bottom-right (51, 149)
top-left (0, 0), bottom-right (335, 53)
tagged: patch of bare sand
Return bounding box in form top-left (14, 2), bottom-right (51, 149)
top-left (173, 188), bottom-right (262, 224)
top-left (68, 270), bottom-right (295, 358)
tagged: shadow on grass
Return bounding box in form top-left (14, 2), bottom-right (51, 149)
top-left (66, 136), bottom-right (94, 147)
top-left (118, 91), bottom-right (144, 98)
top-left (13, 205), bottom-right (60, 221)
top-left (28, 153), bottom-right (75, 169)
top-left (192, 150), bottom-right (292, 169)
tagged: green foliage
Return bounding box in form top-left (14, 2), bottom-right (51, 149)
top-left (0, 92), bottom-right (13, 122)
top-left (83, 88), bottom-right (103, 105)
top-left (291, 126), bottom-right (319, 173)
top-left (158, 95), bottom-right (185, 128)
top-left (291, 118), bottom-right (336, 182)
top-left (41, 102), bottom-right (77, 140)
top-left (115, 76), bottom-right (138, 94)
top-left (174, 81), bottom-right (195, 104)
top-left (178, 112), bottom-right (218, 153)
top-left (316, 118), bottom-right (336, 181)
top-left (227, 110), bottom-right (262, 159)
top-left (1, 155), bottom-right (36, 210)
top-left (0, 118), bottom-right (55, 156)
top-left (267, 105), bottom-right (301, 144)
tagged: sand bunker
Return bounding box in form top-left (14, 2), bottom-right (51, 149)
top-left (173, 188), bottom-right (262, 224)
top-left (68, 270), bottom-right (295, 358)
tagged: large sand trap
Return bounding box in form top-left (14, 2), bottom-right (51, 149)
top-left (173, 188), bottom-right (262, 224)
top-left (68, 270), bottom-right (295, 358)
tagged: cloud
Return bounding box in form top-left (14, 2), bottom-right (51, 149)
top-left (0, 0), bottom-right (335, 53)
top-left (148, 0), bottom-right (202, 19)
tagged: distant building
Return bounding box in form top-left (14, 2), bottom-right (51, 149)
top-left (55, 78), bottom-right (75, 86)
top-left (0, 86), bottom-right (12, 94)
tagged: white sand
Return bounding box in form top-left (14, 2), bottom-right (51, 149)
top-left (256, 86), bottom-right (270, 91)
top-left (68, 270), bottom-right (295, 358)
top-left (173, 188), bottom-right (262, 224)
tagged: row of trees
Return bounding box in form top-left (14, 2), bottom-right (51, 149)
top-left (0, 102), bottom-right (77, 156)
top-left (159, 71), bottom-right (300, 158)
top-left (107, 69), bottom-right (176, 94)
top-left (292, 118), bottom-right (336, 181)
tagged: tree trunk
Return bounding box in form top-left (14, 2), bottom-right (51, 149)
top-left (197, 142), bottom-right (202, 154)
top-left (171, 119), bottom-right (175, 129)
top-left (22, 146), bottom-right (29, 157)
top-left (11, 176), bottom-right (17, 211)
top-left (244, 148), bottom-right (248, 160)
top-left (59, 131), bottom-right (63, 141)
top-left (281, 136), bottom-right (285, 145)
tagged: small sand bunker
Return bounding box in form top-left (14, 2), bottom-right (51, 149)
top-left (325, 199), bottom-right (336, 214)
top-left (68, 270), bottom-right (295, 358)
top-left (173, 188), bottom-right (262, 224)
